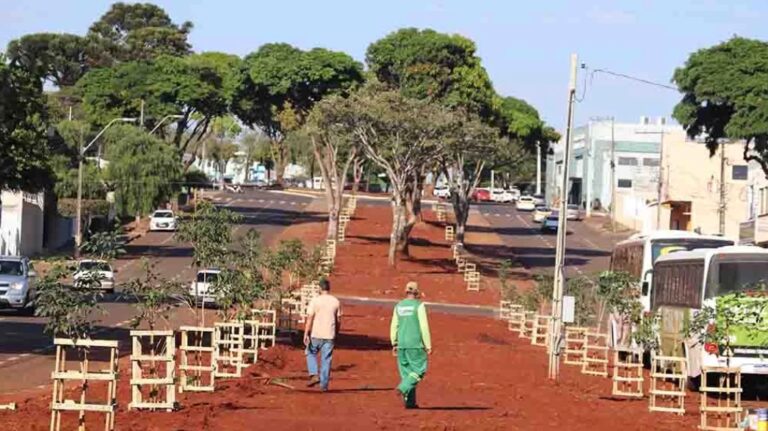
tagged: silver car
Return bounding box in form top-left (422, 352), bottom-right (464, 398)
top-left (566, 204), bottom-right (582, 221)
top-left (0, 256), bottom-right (36, 315)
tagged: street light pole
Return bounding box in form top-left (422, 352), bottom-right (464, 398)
top-left (149, 114), bottom-right (184, 135)
top-left (74, 117), bottom-right (137, 256)
top-left (549, 53), bottom-right (578, 381)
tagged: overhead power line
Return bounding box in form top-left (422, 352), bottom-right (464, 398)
top-left (590, 68), bottom-right (679, 92)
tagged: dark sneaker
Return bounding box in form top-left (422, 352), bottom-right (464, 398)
top-left (307, 375), bottom-right (320, 387)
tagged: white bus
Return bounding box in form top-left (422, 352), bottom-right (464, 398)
top-left (652, 246), bottom-right (768, 380)
top-left (608, 231), bottom-right (733, 345)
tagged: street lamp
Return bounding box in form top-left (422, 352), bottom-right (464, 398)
top-left (149, 114), bottom-right (184, 135)
top-left (74, 117), bottom-right (137, 256)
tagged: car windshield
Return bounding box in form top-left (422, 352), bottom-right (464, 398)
top-left (79, 261), bottom-right (111, 272)
top-left (197, 272), bottom-right (219, 283)
top-left (520, 197), bottom-right (533, 202)
top-left (0, 260), bottom-right (23, 276)
top-left (568, 205), bottom-right (579, 210)
top-left (153, 211), bottom-right (173, 218)
top-left (650, 238), bottom-right (734, 264)
top-left (535, 205), bottom-right (548, 211)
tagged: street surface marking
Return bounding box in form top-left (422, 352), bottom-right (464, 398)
top-left (582, 237), bottom-right (602, 250)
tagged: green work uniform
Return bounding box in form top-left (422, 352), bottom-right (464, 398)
top-left (390, 298), bottom-right (432, 408)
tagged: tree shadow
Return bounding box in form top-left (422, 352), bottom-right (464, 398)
top-left (417, 406), bottom-right (491, 411)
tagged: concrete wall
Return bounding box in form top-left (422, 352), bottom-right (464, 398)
top-left (0, 191), bottom-right (44, 256)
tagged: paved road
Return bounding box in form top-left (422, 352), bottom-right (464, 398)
top-left (471, 203), bottom-right (627, 278)
top-left (0, 189), bottom-right (317, 394)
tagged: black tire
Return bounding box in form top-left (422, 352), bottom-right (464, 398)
top-left (687, 375), bottom-right (701, 391)
top-left (19, 295), bottom-right (35, 316)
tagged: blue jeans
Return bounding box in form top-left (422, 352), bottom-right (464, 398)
top-left (306, 338), bottom-right (334, 390)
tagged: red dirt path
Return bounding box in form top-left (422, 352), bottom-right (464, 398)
top-left (0, 204), bottom-right (699, 430)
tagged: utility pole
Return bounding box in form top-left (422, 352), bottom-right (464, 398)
top-left (140, 99), bottom-right (145, 127)
top-left (536, 145), bottom-right (542, 196)
top-left (549, 53), bottom-right (578, 381)
top-left (610, 117), bottom-right (616, 232)
top-left (719, 141), bottom-right (726, 235)
top-left (491, 170), bottom-right (495, 193)
top-left (636, 128), bottom-right (667, 230)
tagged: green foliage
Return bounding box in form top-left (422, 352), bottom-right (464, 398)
top-left (0, 56), bottom-right (53, 193)
top-left (183, 168), bottom-right (210, 188)
top-left (672, 37), bottom-right (768, 173)
top-left (176, 200), bottom-right (241, 268)
top-left (366, 28), bottom-right (495, 118)
top-left (518, 273), bottom-right (554, 312)
top-left (6, 33), bottom-right (90, 87)
top-left (123, 259), bottom-right (191, 330)
top-left (262, 239), bottom-right (322, 300)
top-left (57, 198), bottom-right (110, 219)
top-left (596, 270), bottom-right (642, 323)
top-left (208, 229), bottom-right (266, 320)
top-left (632, 311), bottom-right (661, 352)
top-left (102, 125), bottom-right (182, 217)
top-left (564, 276), bottom-right (599, 327)
top-left (34, 264), bottom-right (103, 340)
top-left (87, 2), bottom-right (193, 64)
top-left (498, 260), bottom-right (517, 301)
top-left (80, 225), bottom-right (125, 260)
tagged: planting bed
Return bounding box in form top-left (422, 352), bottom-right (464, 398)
top-left (0, 204), bottom-right (700, 430)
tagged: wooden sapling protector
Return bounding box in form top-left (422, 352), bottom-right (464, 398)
top-left (581, 331), bottom-right (609, 377)
top-left (648, 353), bottom-right (687, 415)
top-left (252, 309), bottom-right (277, 349)
top-left (563, 326), bottom-right (588, 365)
top-left (129, 330), bottom-right (176, 411)
top-left (507, 304), bottom-right (525, 333)
top-left (178, 326), bottom-right (215, 393)
top-left (531, 315), bottom-right (551, 347)
top-left (213, 322), bottom-right (245, 378)
top-left (611, 347), bottom-right (644, 398)
top-left (699, 366), bottom-right (743, 430)
top-left (49, 338), bottom-right (119, 431)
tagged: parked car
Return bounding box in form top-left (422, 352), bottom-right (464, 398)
top-left (149, 210), bottom-right (177, 232)
top-left (74, 259), bottom-right (116, 293)
top-left (541, 212), bottom-right (560, 233)
top-left (434, 186), bottom-right (451, 199)
top-left (491, 189), bottom-right (515, 203)
top-left (508, 188), bottom-right (521, 202)
top-left (516, 196), bottom-right (536, 211)
top-left (566, 204), bottom-right (582, 221)
top-left (532, 205), bottom-right (552, 223)
top-left (471, 188), bottom-right (491, 202)
top-left (0, 256), bottom-right (36, 315)
top-left (190, 269), bottom-right (221, 306)
top-left (532, 194), bottom-right (545, 206)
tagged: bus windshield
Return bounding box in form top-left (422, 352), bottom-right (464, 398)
top-left (706, 256), bottom-right (768, 298)
top-left (651, 238), bottom-right (733, 264)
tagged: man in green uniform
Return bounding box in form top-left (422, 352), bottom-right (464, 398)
top-left (390, 281), bottom-right (432, 409)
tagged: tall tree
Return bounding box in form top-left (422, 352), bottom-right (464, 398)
top-left (87, 2), bottom-right (192, 64)
top-left (347, 88), bottom-right (447, 265)
top-left (306, 94), bottom-right (359, 240)
top-left (102, 125), bottom-right (182, 219)
top-left (77, 53), bottom-right (237, 167)
top-left (6, 33), bottom-right (90, 87)
top-left (233, 43), bottom-right (364, 186)
top-left (672, 37), bottom-right (768, 175)
top-left (0, 57), bottom-right (53, 194)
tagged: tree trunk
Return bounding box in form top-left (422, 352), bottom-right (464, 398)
top-left (273, 140), bottom-right (287, 187)
top-left (352, 158), bottom-right (364, 195)
top-left (389, 198), bottom-right (407, 266)
top-left (452, 194), bottom-right (470, 243)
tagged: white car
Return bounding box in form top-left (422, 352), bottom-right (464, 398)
top-left (74, 259), bottom-right (116, 293)
top-left (516, 196), bottom-right (536, 211)
top-left (433, 186), bottom-right (451, 199)
top-left (541, 211), bottom-right (560, 233)
top-left (508, 188), bottom-right (521, 202)
top-left (532, 194), bottom-right (545, 206)
top-left (566, 204), bottom-right (582, 221)
top-left (532, 205), bottom-right (552, 223)
top-left (491, 189), bottom-right (514, 203)
top-left (149, 210), bottom-right (177, 232)
top-left (190, 269), bottom-right (220, 306)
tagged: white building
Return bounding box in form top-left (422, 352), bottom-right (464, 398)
top-left (0, 191), bottom-right (45, 256)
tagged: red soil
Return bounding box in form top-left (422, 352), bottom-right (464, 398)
top-left (0, 203), bottom-right (700, 430)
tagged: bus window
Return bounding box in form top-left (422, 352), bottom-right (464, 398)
top-left (651, 261), bottom-right (705, 309)
top-left (705, 258), bottom-right (768, 298)
top-left (650, 239), bottom-right (733, 264)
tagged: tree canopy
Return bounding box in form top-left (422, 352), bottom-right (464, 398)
top-left (6, 33), bottom-right (90, 87)
top-left (87, 2), bottom-right (192, 64)
top-left (673, 37), bottom-right (768, 174)
top-left (0, 57), bottom-right (53, 193)
top-left (366, 28), bottom-right (496, 119)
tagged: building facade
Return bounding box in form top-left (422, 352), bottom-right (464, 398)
top-left (0, 191), bottom-right (45, 256)
top-left (546, 117), bottom-right (680, 227)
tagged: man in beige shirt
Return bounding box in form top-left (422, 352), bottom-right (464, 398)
top-left (303, 279), bottom-right (341, 391)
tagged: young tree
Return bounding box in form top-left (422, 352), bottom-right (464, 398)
top-left (672, 37), bottom-right (768, 176)
top-left (305, 95), bottom-right (359, 239)
top-left (597, 270), bottom-right (643, 347)
top-left (34, 265), bottom-right (103, 340)
top-left (176, 200), bottom-right (241, 269)
top-left (233, 43), bottom-right (364, 186)
top-left (79, 224), bottom-right (126, 260)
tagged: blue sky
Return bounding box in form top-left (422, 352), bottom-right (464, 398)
top-left (2, 0), bottom-right (767, 131)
